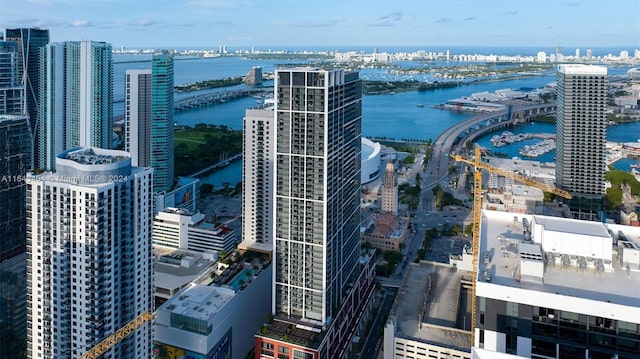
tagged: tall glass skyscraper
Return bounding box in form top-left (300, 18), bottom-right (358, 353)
top-left (0, 41), bottom-right (24, 115)
top-left (124, 69), bottom-right (152, 167)
top-left (555, 64), bottom-right (608, 220)
top-left (0, 114), bottom-right (31, 359)
top-left (4, 28), bottom-right (50, 131)
top-left (272, 68), bottom-right (362, 324)
top-left (150, 54), bottom-right (174, 192)
top-left (37, 41), bottom-right (113, 171)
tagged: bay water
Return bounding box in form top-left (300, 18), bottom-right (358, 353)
top-left (112, 51), bottom-right (640, 188)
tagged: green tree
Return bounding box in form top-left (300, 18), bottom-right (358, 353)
top-left (464, 223), bottom-right (474, 237)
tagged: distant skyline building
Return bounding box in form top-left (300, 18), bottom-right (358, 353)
top-left (381, 160), bottom-right (398, 214)
top-left (555, 64), bottom-right (608, 220)
top-left (239, 103), bottom-right (275, 253)
top-left (4, 28), bottom-right (50, 132)
top-left (37, 41), bottom-right (113, 171)
top-left (0, 114), bottom-right (31, 358)
top-left (26, 147), bottom-right (153, 359)
top-left (0, 41), bottom-right (24, 115)
top-left (150, 54), bottom-right (174, 192)
top-left (125, 69), bottom-right (152, 167)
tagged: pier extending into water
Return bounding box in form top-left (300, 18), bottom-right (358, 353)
top-left (174, 88), bottom-right (272, 112)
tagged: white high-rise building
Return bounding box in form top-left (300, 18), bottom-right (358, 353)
top-left (575, 48), bottom-right (580, 59)
top-left (536, 51), bottom-right (546, 63)
top-left (38, 41), bottom-right (113, 171)
top-left (555, 64), bottom-right (608, 220)
top-left (239, 102), bottom-right (275, 253)
top-left (26, 147), bottom-right (153, 359)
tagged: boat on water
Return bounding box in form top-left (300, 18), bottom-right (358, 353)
top-left (416, 103), bottom-right (424, 108)
top-left (631, 163), bottom-right (640, 169)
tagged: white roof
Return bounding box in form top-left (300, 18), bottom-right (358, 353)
top-left (558, 64), bottom-right (607, 75)
top-left (480, 210), bottom-right (640, 308)
top-left (160, 283), bottom-right (235, 321)
top-left (532, 215), bottom-right (610, 238)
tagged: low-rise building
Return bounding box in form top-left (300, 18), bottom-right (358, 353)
top-left (361, 212), bottom-right (410, 251)
top-left (485, 185), bottom-right (544, 214)
top-left (154, 176), bottom-right (199, 214)
top-left (155, 254), bottom-right (272, 359)
top-left (153, 207), bottom-right (236, 253)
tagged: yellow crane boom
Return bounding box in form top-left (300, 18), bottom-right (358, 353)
top-left (77, 312), bottom-right (153, 359)
top-left (451, 152), bottom-right (572, 200)
top-left (450, 146), bottom-right (571, 347)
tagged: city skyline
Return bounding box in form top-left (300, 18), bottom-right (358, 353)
top-left (3, 0), bottom-right (639, 48)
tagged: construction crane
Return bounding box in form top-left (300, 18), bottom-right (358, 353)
top-left (450, 146), bottom-right (571, 347)
top-left (77, 312), bottom-right (153, 359)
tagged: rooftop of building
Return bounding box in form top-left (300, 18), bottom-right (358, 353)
top-left (558, 63), bottom-right (608, 75)
top-left (480, 210), bottom-right (640, 306)
top-left (58, 147), bottom-right (129, 165)
top-left (155, 246), bottom-right (272, 295)
top-left (154, 247), bottom-right (217, 295)
top-left (157, 207), bottom-right (234, 235)
top-left (390, 262), bottom-right (471, 352)
top-left (362, 212), bottom-right (408, 238)
top-left (160, 283), bottom-right (235, 322)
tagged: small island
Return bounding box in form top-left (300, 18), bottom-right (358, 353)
top-left (175, 77), bottom-right (244, 93)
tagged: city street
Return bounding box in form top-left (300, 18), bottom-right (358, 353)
top-left (360, 288), bottom-right (397, 359)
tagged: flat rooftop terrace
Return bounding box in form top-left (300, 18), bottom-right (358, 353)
top-left (392, 263), bottom-right (471, 352)
top-left (160, 283), bottom-right (235, 321)
top-left (62, 147), bottom-right (128, 164)
top-left (154, 247), bottom-right (216, 294)
top-left (480, 210), bottom-right (640, 307)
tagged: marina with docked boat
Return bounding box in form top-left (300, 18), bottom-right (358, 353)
top-left (490, 131), bottom-right (556, 158)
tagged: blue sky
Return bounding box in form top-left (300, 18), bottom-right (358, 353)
top-left (2, 0), bottom-right (639, 49)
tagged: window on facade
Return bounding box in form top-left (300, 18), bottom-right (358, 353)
top-left (293, 350), bottom-right (313, 359)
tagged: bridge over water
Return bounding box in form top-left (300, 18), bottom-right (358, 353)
top-left (113, 87), bottom-right (273, 123)
top-left (424, 103), bottom-right (556, 192)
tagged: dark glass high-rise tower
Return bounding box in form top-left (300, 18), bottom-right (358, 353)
top-left (4, 28), bottom-right (49, 133)
top-left (0, 41), bottom-right (24, 115)
top-left (0, 114), bottom-right (31, 359)
top-left (273, 68), bottom-right (362, 324)
top-left (150, 54), bottom-right (174, 192)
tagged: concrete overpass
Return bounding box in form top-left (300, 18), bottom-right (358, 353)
top-left (421, 103), bottom-right (556, 208)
